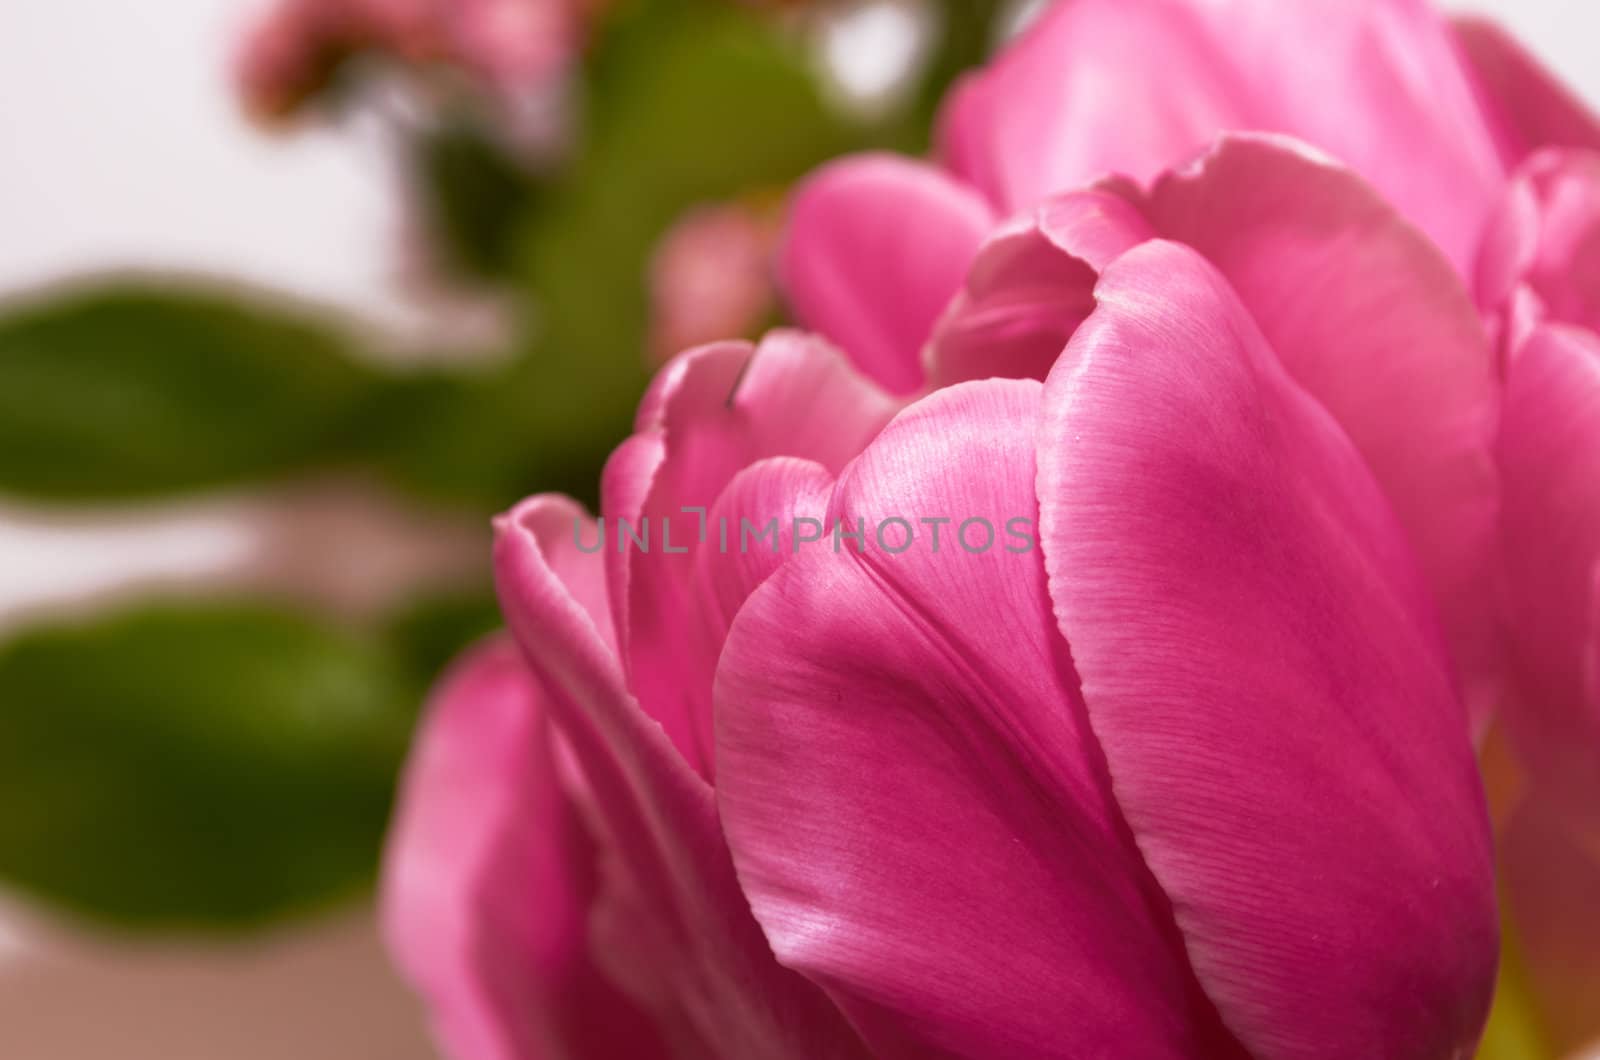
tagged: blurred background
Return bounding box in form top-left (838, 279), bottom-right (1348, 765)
top-left (0, 1), bottom-right (1593, 1057)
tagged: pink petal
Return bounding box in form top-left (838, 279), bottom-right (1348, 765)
top-left (1501, 789), bottom-right (1600, 1055)
top-left (1143, 133), bottom-right (1502, 728)
top-left (779, 154), bottom-right (994, 394)
top-left (937, 0), bottom-right (1503, 270)
top-left (688, 456), bottom-right (835, 651)
top-left (715, 381), bottom-right (1244, 1058)
top-left (1453, 16), bottom-right (1600, 166)
top-left (494, 495), bottom-right (869, 1058)
top-left (925, 188), bottom-right (1150, 387)
top-left (1497, 323), bottom-right (1600, 813)
top-left (648, 202), bottom-right (778, 365)
top-left (1037, 242), bottom-right (1497, 1058)
top-left (614, 333), bottom-right (898, 780)
top-left (381, 637), bottom-right (667, 1060)
top-left (1478, 149), bottom-right (1600, 337)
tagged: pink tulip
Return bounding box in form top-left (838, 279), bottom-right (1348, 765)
top-left (789, 134), bottom-right (1504, 733)
top-left (385, 189), bottom-right (1499, 1055)
top-left (779, 0), bottom-right (1600, 740)
top-left (378, 3), bottom-right (1543, 1055)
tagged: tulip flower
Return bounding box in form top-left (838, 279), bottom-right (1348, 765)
top-left (787, 134), bottom-right (1503, 734)
top-left (385, 168), bottom-right (1500, 1055)
top-left (779, 0), bottom-right (1600, 763)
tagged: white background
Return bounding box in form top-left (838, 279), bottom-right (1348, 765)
top-left (0, 2), bottom-right (1595, 1058)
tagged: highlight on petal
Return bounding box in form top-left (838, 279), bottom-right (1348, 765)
top-left (688, 456), bottom-right (835, 655)
top-left (1144, 133), bottom-right (1501, 727)
top-left (779, 153), bottom-right (994, 394)
top-left (715, 381), bottom-right (1244, 1058)
top-left (1496, 323), bottom-right (1600, 812)
top-left (925, 188), bottom-right (1150, 387)
top-left (1037, 241), bottom-right (1497, 1059)
top-left (1453, 16), bottom-right (1600, 166)
top-left (937, 0), bottom-right (1503, 270)
top-left (381, 637), bottom-right (665, 1060)
top-left (613, 332), bottom-right (899, 780)
top-left (494, 495), bottom-right (868, 1059)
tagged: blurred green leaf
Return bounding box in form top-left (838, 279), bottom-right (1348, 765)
top-left (0, 602), bottom-right (418, 931)
top-left (473, 0), bottom-right (869, 501)
top-left (901, 0), bottom-right (1005, 153)
top-left (0, 286), bottom-right (377, 501)
top-left (414, 117), bottom-right (542, 281)
top-left (381, 585), bottom-right (503, 687)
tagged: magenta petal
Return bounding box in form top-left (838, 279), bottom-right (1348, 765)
top-left (617, 333), bottom-right (898, 780)
top-left (1038, 242), bottom-right (1497, 1058)
top-left (926, 189), bottom-right (1150, 387)
top-left (1479, 149), bottom-right (1600, 337)
top-left (715, 381), bottom-right (1243, 1058)
top-left (689, 456), bottom-right (834, 649)
top-left (1497, 324), bottom-right (1600, 812)
top-left (494, 495), bottom-right (868, 1059)
top-left (937, 0), bottom-right (1502, 270)
top-left (780, 153), bottom-right (993, 394)
top-left (1144, 133), bottom-right (1501, 726)
top-left (1453, 16), bottom-right (1600, 166)
top-left (381, 638), bottom-right (666, 1060)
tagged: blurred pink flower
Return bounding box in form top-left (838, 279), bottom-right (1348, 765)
top-left (386, 207), bottom-right (1498, 1056)
top-left (647, 202), bottom-right (779, 366)
top-left (235, 0), bottom-right (592, 120)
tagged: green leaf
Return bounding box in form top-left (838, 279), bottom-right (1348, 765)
top-left (0, 602), bottom-right (419, 931)
top-left (496, 0), bottom-right (868, 494)
top-left (413, 117), bottom-right (542, 282)
top-left (0, 285), bottom-right (378, 501)
top-left (381, 585), bottom-right (503, 687)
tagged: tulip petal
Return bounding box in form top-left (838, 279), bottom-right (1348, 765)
top-left (1479, 149), bottom-right (1600, 336)
top-left (689, 456), bottom-right (835, 650)
top-left (938, 0), bottom-right (1502, 270)
top-left (1453, 17), bottom-right (1600, 166)
top-left (1037, 242), bottom-right (1497, 1059)
top-left (381, 637), bottom-right (667, 1060)
top-left (716, 381), bottom-right (1245, 1058)
top-left (495, 495), bottom-right (868, 1059)
top-left (618, 333), bottom-right (898, 779)
top-left (1497, 323), bottom-right (1600, 811)
top-left (1144, 133), bottom-right (1501, 726)
top-left (780, 154), bottom-right (994, 394)
top-left (925, 189), bottom-right (1150, 387)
